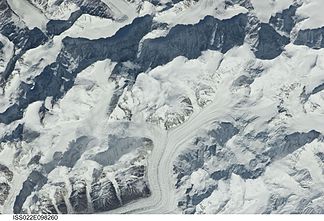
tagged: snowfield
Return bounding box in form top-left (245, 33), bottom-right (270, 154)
top-left (1, 0), bottom-right (324, 214)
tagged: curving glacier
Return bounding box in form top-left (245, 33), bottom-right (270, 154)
top-left (0, 0), bottom-right (324, 215)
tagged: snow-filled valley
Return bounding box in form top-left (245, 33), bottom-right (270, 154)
top-left (0, 0), bottom-right (324, 214)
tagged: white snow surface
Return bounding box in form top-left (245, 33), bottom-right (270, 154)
top-left (250, 0), bottom-right (294, 22)
top-left (296, 0), bottom-right (324, 29)
top-left (7, 0), bottom-right (49, 31)
top-left (155, 0), bottom-right (248, 26)
top-left (1, 0), bottom-right (324, 215)
top-left (107, 43), bottom-right (324, 213)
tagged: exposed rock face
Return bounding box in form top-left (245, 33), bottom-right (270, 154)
top-left (0, 124), bottom-right (24, 143)
top-left (174, 122), bottom-right (240, 189)
top-left (11, 131), bottom-right (153, 213)
top-left (69, 180), bottom-right (88, 213)
top-left (174, 121), bottom-right (323, 213)
top-left (2, 0), bottom-right (324, 215)
top-left (0, 164), bottom-right (13, 206)
top-left (311, 83), bottom-right (324, 96)
top-left (294, 27), bottom-right (324, 49)
top-left (91, 136), bottom-right (153, 166)
top-left (1, 25), bottom-right (47, 52)
top-left (0, 27), bottom-right (47, 84)
top-left (13, 135), bottom-right (92, 213)
top-left (254, 23), bottom-right (290, 59)
top-left (28, 0), bottom-right (118, 20)
top-left (46, 10), bottom-right (83, 36)
top-left (14, 171), bottom-right (48, 214)
top-left (61, 15), bottom-right (153, 68)
top-left (25, 165), bottom-right (151, 214)
top-left (90, 179), bottom-right (121, 212)
top-left (210, 164), bottom-right (264, 180)
top-left (0, 15), bottom-right (153, 125)
top-left (0, 183), bottom-right (10, 206)
top-left (0, 164), bottom-right (13, 182)
top-left (137, 14), bottom-right (248, 70)
top-left (0, 11), bottom-right (276, 125)
top-left (0, 4), bottom-right (318, 126)
top-left (0, 0), bottom-right (48, 84)
top-left (269, 5), bottom-right (299, 34)
top-left (59, 136), bottom-right (93, 168)
top-left (316, 152), bottom-right (324, 163)
top-left (265, 130), bottom-right (321, 160)
top-left (115, 165), bottom-right (151, 205)
top-left (73, 0), bottom-right (116, 19)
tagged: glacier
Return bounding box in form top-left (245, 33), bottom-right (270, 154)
top-left (0, 0), bottom-right (324, 214)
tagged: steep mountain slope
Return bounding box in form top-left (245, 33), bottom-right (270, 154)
top-left (0, 0), bottom-right (324, 214)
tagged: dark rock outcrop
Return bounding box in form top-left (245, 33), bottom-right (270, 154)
top-left (69, 180), bottom-right (88, 213)
top-left (0, 164), bottom-right (13, 206)
top-left (46, 10), bottom-right (83, 36)
top-left (211, 164), bottom-right (264, 180)
top-left (269, 5), bottom-right (299, 34)
top-left (115, 165), bottom-right (151, 205)
top-left (254, 23), bottom-right (290, 59)
top-left (137, 13), bottom-right (248, 71)
top-left (0, 182), bottom-right (10, 206)
top-left (316, 152), bottom-right (324, 162)
top-left (0, 15), bottom-right (153, 125)
top-left (294, 27), bottom-right (324, 49)
top-left (265, 130), bottom-right (321, 160)
top-left (0, 124), bottom-right (24, 142)
top-left (91, 136), bottom-right (153, 166)
top-left (59, 136), bottom-right (93, 168)
top-left (90, 179), bottom-right (120, 212)
top-left (174, 122), bottom-right (239, 183)
top-left (14, 171), bottom-right (48, 214)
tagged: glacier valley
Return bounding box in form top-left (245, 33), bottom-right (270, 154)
top-left (0, 0), bottom-right (324, 214)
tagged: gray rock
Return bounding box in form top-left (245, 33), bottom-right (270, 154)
top-left (46, 10), bottom-right (83, 36)
top-left (14, 171), bottom-right (48, 214)
top-left (191, 185), bottom-right (216, 206)
top-left (59, 136), bottom-right (92, 168)
top-left (27, 154), bottom-right (41, 167)
top-left (265, 130), bottom-right (320, 160)
top-left (311, 83), bottom-right (324, 96)
top-left (254, 23), bottom-right (290, 59)
top-left (0, 0), bottom-right (48, 85)
top-left (0, 124), bottom-right (24, 143)
top-left (174, 122), bottom-right (239, 183)
top-left (264, 194), bottom-right (289, 214)
top-left (91, 136), bottom-right (153, 166)
top-left (137, 14), bottom-right (248, 70)
top-left (0, 164), bottom-right (13, 182)
top-left (208, 122), bottom-right (239, 146)
top-left (232, 75), bottom-right (254, 87)
top-left (0, 15), bottom-right (153, 125)
top-left (90, 179), bottom-right (120, 212)
top-left (0, 183), bottom-right (10, 206)
top-left (316, 152), bottom-right (324, 162)
top-left (210, 164), bottom-right (264, 180)
top-left (69, 180), bottom-right (88, 213)
top-left (294, 27), bottom-right (324, 49)
top-left (269, 5), bottom-right (299, 34)
top-left (115, 165), bottom-right (151, 204)
top-left (291, 169), bottom-right (313, 188)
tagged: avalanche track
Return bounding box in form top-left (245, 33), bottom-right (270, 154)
top-left (108, 89), bottom-right (234, 214)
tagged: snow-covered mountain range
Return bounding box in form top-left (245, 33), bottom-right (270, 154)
top-left (0, 0), bottom-right (324, 214)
